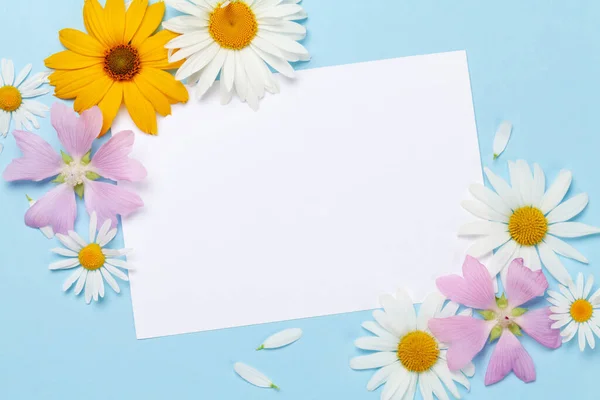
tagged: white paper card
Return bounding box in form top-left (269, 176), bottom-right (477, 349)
top-left (114, 51), bottom-right (482, 339)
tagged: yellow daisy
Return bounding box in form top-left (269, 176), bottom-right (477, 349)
top-left (45, 0), bottom-right (189, 135)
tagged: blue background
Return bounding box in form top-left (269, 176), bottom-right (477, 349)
top-left (1, 0), bottom-right (600, 398)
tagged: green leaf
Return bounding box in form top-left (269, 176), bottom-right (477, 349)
top-left (74, 184), bottom-right (84, 198)
top-left (511, 307), bottom-right (528, 317)
top-left (81, 151), bottom-right (91, 165)
top-left (477, 310), bottom-right (497, 321)
top-left (85, 171), bottom-right (101, 181)
top-left (496, 293), bottom-right (508, 309)
top-left (61, 150), bottom-right (73, 164)
top-left (508, 323), bottom-right (522, 336)
top-left (52, 174), bottom-right (66, 184)
top-left (489, 325), bottom-right (503, 342)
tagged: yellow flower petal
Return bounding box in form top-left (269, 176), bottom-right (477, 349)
top-left (98, 83), bottom-right (124, 136)
top-left (83, 0), bottom-right (112, 47)
top-left (104, 0), bottom-right (126, 46)
top-left (123, 81), bottom-right (157, 135)
top-left (73, 76), bottom-right (114, 113)
top-left (139, 30), bottom-right (179, 62)
top-left (139, 68), bottom-right (189, 104)
top-left (59, 28), bottom-right (106, 57)
top-left (124, 0), bottom-right (149, 43)
top-left (134, 74), bottom-right (171, 117)
top-left (51, 65), bottom-right (106, 99)
top-left (131, 1), bottom-right (165, 47)
top-left (45, 50), bottom-right (102, 70)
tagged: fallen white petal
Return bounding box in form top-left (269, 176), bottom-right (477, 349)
top-left (492, 121), bottom-right (512, 160)
top-left (233, 362), bottom-right (278, 389)
top-left (257, 328), bottom-right (302, 350)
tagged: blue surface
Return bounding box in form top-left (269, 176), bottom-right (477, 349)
top-left (1, 0), bottom-right (600, 399)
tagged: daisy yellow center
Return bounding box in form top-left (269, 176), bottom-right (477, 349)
top-left (209, 2), bottom-right (258, 50)
top-left (0, 85), bottom-right (22, 112)
top-left (570, 299), bottom-right (593, 323)
top-left (104, 45), bottom-right (141, 82)
top-left (508, 206), bottom-right (548, 246)
top-left (78, 243), bottom-right (105, 271)
top-left (397, 330), bottom-right (439, 373)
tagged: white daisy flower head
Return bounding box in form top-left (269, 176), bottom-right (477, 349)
top-left (163, 0), bottom-right (309, 110)
top-left (460, 160), bottom-right (600, 286)
top-left (0, 59), bottom-right (50, 136)
top-left (350, 290), bottom-right (474, 400)
top-left (548, 273), bottom-right (600, 351)
top-left (49, 212), bottom-right (133, 304)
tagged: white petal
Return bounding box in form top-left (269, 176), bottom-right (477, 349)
top-left (366, 361), bottom-right (399, 391)
top-left (62, 268), bottom-right (83, 291)
top-left (537, 241), bottom-right (572, 286)
top-left (546, 193), bottom-right (589, 223)
top-left (98, 228), bottom-right (117, 247)
top-left (104, 264), bottom-right (129, 281)
top-left (548, 222), bottom-right (600, 238)
top-left (234, 51), bottom-right (248, 101)
top-left (92, 271), bottom-right (99, 302)
top-left (382, 367), bottom-right (410, 400)
top-left (373, 309), bottom-right (403, 338)
top-left (575, 273), bottom-right (585, 299)
top-left (101, 267), bottom-right (121, 293)
top-left (461, 362), bottom-right (476, 378)
top-left (432, 361), bottom-right (461, 398)
top-left (74, 269), bottom-right (88, 295)
top-left (221, 50), bottom-right (235, 92)
top-left (540, 170), bottom-right (572, 214)
top-left (0, 110), bottom-right (10, 135)
top-left (256, 31), bottom-right (309, 58)
top-left (95, 219), bottom-right (112, 245)
top-left (102, 248), bottom-right (133, 257)
top-left (164, 0), bottom-right (207, 18)
top-left (96, 270), bottom-right (105, 298)
top-left (354, 336), bottom-right (398, 352)
top-left (559, 284), bottom-right (576, 302)
top-left (417, 292), bottom-right (445, 331)
top-left (21, 99), bottom-right (48, 117)
top-left (457, 221), bottom-right (507, 236)
top-left (507, 161), bottom-right (523, 206)
top-left (196, 47), bottom-right (227, 99)
top-left (531, 163), bottom-right (546, 207)
top-left (162, 15), bottom-right (209, 34)
top-left (483, 167), bottom-right (520, 210)
top-left (403, 373), bottom-right (418, 400)
top-left (461, 200), bottom-right (509, 223)
top-left (589, 287), bottom-right (600, 306)
top-left (175, 41), bottom-right (220, 81)
top-left (233, 362), bottom-right (277, 389)
top-left (13, 63), bottom-right (32, 88)
top-left (492, 121), bottom-right (512, 159)
top-left (251, 44), bottom-right (295, 78)
top-left (466, 232), bottom-right (511, 258)
top-left (258, 328), bottom-right (302, 349)
top-left (516, 160), bottom-right (534, 206)
top-left (361, 321), bottom-right (399, 342)
top-left (520, 245), bottom-right (541, 271)
top-left (49, 258), bottom-right (80, 270)
top-left (469, 184), bottom-right (512, 216)
top-left (579, 324), bottom-right (588, 351)
top-left (56, 233), bottom-right (83, 252)
top-left (68, 230), bottom-right (88, 248)
top-left (105, 258), bottom-right (132, 270)
top-left (20, 86), bottom-right (51, 98)
top-left (561, 320), bottom-right (577, 342)
top-left (350, 352), bottom-right (398, 370)
top-left (169, 36), bottom-right (213, 63)
top-left (584, 275), bottom-right (594, 299)
top-left (379, 292), bottom-right (413, 336)
top-left (438, 301), bottom-right (459, 318)
top-left (50, 247), bottom-right (78, 257)
top-left (543, 234), bottom-right (588, 263)
top-left (89, 212), bottom-right (98, 243)
top-left (84, 271), bottom-right (94, 304)
top-left (419, 369), bottom-right (449, 400)
top-left (2, 59), bottom-right (14, 85)
top-left (256, 3), bottom-right (303, 19)
top-left (584, 322), bottom-right (596, 349)
top-left (487, 239), bottom-right (518, 277)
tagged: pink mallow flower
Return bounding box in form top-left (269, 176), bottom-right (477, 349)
top-left (428, 256), bottom-right (561, 386)
top-left (3, 102), bottom-right (145, 234)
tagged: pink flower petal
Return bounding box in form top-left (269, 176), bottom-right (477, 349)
top-left (83, 179), bottom-right (143, 226)
top-left (514, 307), bottom-right (561, 349)
top-left (24, 184), bottom-right (76, 234)
top-left (51, 103), bottom-right (100, 158)
top-left (485, 330), bottom-right (536, 385)
top-left (90, 130), bottom-right (147, 182)
top-left (3, 130), bottom-right (62, 182)
top-left (436, 255), bottom-right (496, 309)
top-left (505, 258), bottom-right (548, 307)
top-left (429, 315), bottom-right (494, 371)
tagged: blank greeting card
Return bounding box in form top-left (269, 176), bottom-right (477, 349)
top-left (113, 50), bottom-right (483, 339)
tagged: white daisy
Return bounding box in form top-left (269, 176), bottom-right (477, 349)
top-left (548, 273), bottom-right (600, 351)
top-left (350, 290), bottom-right (474, 400)
top-left (460, 159), bottom-right (600, 286)
top-left (163, 0), bottom-right (309, 110)
top-left (0, 59), bottom-right (50, 136)
top-left (49, 212), bottom-right (132, 304)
